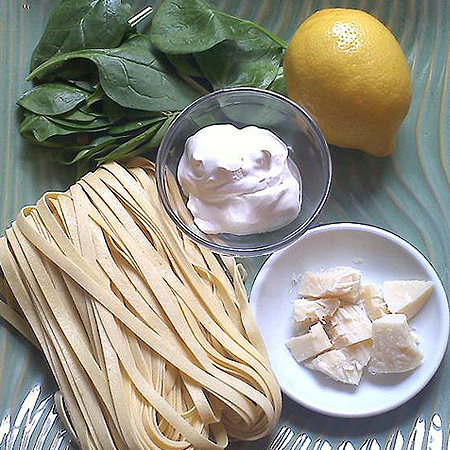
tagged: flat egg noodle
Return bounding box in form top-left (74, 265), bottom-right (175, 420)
top-left (0, 159), bottom-right (281, 449)
top-left (90, 164), bottom-right (278, 399)
top-left (16, 190), bottom-right (232, 450)
top-left (0, 276), bottom-right (37, 345)
top-left (77, 167), bottom-right (278, 430)
top-left (101, 164), bottom-right (275, 399)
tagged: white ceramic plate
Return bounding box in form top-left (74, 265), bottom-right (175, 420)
top-left (250, 223), bottom-right (449, 418)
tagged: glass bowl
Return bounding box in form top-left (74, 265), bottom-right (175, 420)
top-left (156, 87), bottom-right (332, 257)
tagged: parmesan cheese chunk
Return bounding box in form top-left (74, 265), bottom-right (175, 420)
top-left (383, 280), bottom-right (433, 319)
top-left (292, 297), bottom-right (340, 333)
top-left (327, 304), bottom-right (372, 348)
top-left (299, 266), bottom-right (361, 303)
top-left (305, 340), bottom-right (372, 385)
top-left (360, 284), bottom-right (388, 320)
top-left (368, 314), bottom-right (423, 374)
top-left (286, 323), bottom-right (332, 362)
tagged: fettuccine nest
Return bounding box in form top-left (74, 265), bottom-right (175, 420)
top-left (0, 158), bottom-right (281, 450)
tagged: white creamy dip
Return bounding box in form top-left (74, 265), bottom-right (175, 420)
top-left (177, 124), bottom-right (302, 235)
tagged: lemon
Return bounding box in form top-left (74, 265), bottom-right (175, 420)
top-left (284, 8), bottom-right (412, 156)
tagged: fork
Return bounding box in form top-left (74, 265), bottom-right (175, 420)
top-left (269, 426), bottom-right (312, 450)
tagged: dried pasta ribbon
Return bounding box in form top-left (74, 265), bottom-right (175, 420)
top-left (0, 158), bottom-right (281, 450)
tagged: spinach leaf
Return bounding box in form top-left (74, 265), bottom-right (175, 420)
top-left (268, 67), bottom-right (287, 96)
top-left (47, 116), bottom-right (110, 131)
top-left (150, 0), bottom-right (251, 54)
top-left (17, 83), bottom-right (88, 115)
top-left (148, 113), bottom-right (177, 147)
top-left (67, 80), bottom-right (96, 92)
top-left (150, 0), bottom-right (287, 54)
top-left (79, 104), bottom-right (105, 117)
top-left (109, 116), bottom-right (165, 135)
top-left (103, 98), bottom-right (165, 123)
top-left (20, 114), bottom-right (81, 142)
top-left (41, 59), bottom-right (98, 83)
top-left (194, 36), bottom-right (283, 90)
top-left (31, 0), bottom-right (132, 70)
top-left (98, 121), bottom-right (162, 163)
top-left (56, 135), bottom-right (123, 164)
top-left (167, 54), bottom-right (204, 78)
top-left (19, 0), bottom-right (289, 167)
top-left (85, 85), bottom-right (105, 107)
top-left (102, 98), bottom-right (130, 122)
top-left (56, 147), bottom-right (102, 165)
top-left (150, 0), bottom-right (286, 91)
top-left (58, 108), bottom-right (99, 123)
top-left (95, 36), bottom-right (200, 111)
top-left (28, 35), bottom-right (201, 112)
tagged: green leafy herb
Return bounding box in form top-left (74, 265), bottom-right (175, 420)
top-left (18, 0), bottom-right (288, 167)
top-left (194, 36), bottom-right (283, 90)
top-left (20, 114), bottom-right (81, 142)
top-left (47, 115), bottom-right (110, 131)
top-left (148, 113), bottom-right (177, 147)
top-left (28, 35), bottom-right (200, 112)
top-left (17, 83), bottom-right (89, 116)
top-left (150, 0), bottom-right (287, 54)
top-left (268, 66), bottom-right (287, 95)
top-left (55, 135), bottom-right (123, 164)
top-left (150, 0), bottom-right (286, 92)
top-left (166, 54), bottom-right (204, 78)
top-left (59, 108), bottom-right (99, 123)
top-left (31, 0), bottom-right (132, 70)
top-left (97, 119), bottom-right (165, 163)
top-left (109, 116), bottom-right (166, 136)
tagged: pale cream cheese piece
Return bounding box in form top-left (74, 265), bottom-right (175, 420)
top-left (327, 304), bottom-right (372, 348)
top-left (286, 323), bottom-right (333, 362)
top-left (383, 280), bottom-right (433, 319)
top-left (292, 297), bottom-right (340, 333)
top-left (299, 266), bottom-right (361, 303)
top-left (368, 314), bottom-right (423, 374)
top-left (305, 340), bottom-right (372, 385)
top-left (360, 284), bottom-right (388, 321)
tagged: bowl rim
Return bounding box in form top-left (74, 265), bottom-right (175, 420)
top-left (250, 221), bottom-right (450, 417)
top-left (156, 86), bottom-right (332, 256)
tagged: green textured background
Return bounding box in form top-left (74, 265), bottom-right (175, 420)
top-left (1, 0), bottom-right (449, 449)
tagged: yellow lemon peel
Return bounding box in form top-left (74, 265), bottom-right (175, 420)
top-left (284, 8), bottom-right (412, 157)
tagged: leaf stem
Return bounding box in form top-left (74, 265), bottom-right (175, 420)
top-left (178, 74), bottom-right (210, 96)
top-left (215, 9), bottom-right (288, 49)
top-left (247, 21), bottom-right (288, 49)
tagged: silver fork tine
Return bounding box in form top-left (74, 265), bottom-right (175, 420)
top-left (269, 426), bottom-right (295, 450)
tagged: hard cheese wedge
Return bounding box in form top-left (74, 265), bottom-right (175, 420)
top-left (368, 314), bottom-right (423, 374)
top-left (327, 304), bottom-right (372, 348)
top-left (360, 284), bottom-right (388, 320)
top-left (292, 297), bottom-right (340, 333)
top-left (383, 280), bottom-right (433, 319)
top-left (286, 322), bottom-right (332, 362)
top-left (299, 266), bottom-right (361, 303)
top-left (305, 340), bottom-right (372, 385)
